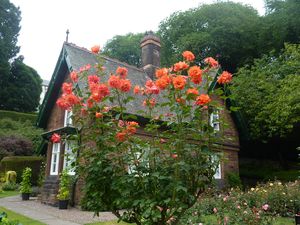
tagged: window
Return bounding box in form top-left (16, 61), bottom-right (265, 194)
top-left (210, 111), bottom-right (220, 132)
top-left (212, 155), bottom-right (222, 179)
top-left (128, 151), bottom-right (149, 176)
top-left (128, 152), bottom-right (141, 175)
top-left (63, 141), bottom-right (76, 175)
top-left (50, 143), bottom-right (60, 175)
top-left (64, 110), bottom-right (73, 127)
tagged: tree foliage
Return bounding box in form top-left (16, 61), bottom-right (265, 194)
top-left (231, 44), bottom-right (300, 140)
top-left (5, 58), bottom-right (42, 112)
top-left (0, 1), bottom-right (42, 113)
top-left (259, 0), bottom-right (300, 55)
top-left (102, 33), bottom-right (144, 67)
top-left (0, 0), bottom-right (21, 61)
top-left (158, 2), bottom-right (261, 72)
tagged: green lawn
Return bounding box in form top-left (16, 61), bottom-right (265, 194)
top-left (0, 190), bottom-right (19, 198)
top-left (85, 221), bottom-right (130, 225)
top-left (84, 216), bottom-right (295, 225)
top-left (0, 206), bottom-right (46, 225)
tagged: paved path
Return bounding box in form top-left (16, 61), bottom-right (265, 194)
top-left (0, 195), bottom-right (117, 225)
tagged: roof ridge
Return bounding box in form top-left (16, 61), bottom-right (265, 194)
top-left (63, 42), bottom-right (146, 73)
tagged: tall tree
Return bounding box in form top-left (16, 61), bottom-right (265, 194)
top-left (102, 33), bottom-right (144, 67)
top-left (158, 2), bottom-right (261, 72)
top-left (0, 0), bottom-right (21, 61)
top-left (258, 0), bottom-right (300, 55)
top-left (0, 1), bottom-right (42, 112)
top-left (2, 57), bottom-right (42, 112)
top-left (231, 44), bottom-right (300, 141)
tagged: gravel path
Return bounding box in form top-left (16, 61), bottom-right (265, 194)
top-left (0, 195), bottom-right (117, 225)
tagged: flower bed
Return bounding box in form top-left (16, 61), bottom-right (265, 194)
top-left (180, 180), bottom-right (300, 224)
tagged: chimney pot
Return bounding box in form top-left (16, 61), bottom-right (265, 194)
top-left (140, 31), bottom-right (161, 80)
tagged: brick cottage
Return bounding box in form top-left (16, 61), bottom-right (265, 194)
top-left (37, 32), bottom-right (240, 206)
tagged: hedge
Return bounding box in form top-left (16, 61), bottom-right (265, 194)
top-left (0, 110), bottom-right (37, 124)
top-left (0, 156), bottom-right (44, 185)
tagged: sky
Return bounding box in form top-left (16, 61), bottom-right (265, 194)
top-left (10, 0), bottom-right (265, 81)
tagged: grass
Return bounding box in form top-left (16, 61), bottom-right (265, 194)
top-left (0, 206), bottom-right (46, 225)
top-left (0, 190), bottom-right (19, 198)
top-left (85, 221), bottom-right (130, 225)
top-left (84, 216), bottom-right (295, 225)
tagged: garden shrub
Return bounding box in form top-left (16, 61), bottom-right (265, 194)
top-left (0, 110), bottom-right (37, 124)
top-left (55, 47), bottom-right (232, 224)
top-left (5, 171), bottom-right (17, 184)
top-left (0, 136), bottom-right (33, 161)
top-left (225, 172), bottom-right (242, 189)
top-left (0, 156), bottom-right (44, 185)
top-left (1, 182), bottom-right (18, 191)
top-left (0, 118), bottom-right (43, 154)
top-left (0, 211), bottom-right (21, 225)
top-left (180, 180), bottom-right (300, 224)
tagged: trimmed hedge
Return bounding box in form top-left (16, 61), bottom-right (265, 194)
top-left (0, 156), bottom-right (44, 185)
top-left (0, 110), bottom-right (37, 124)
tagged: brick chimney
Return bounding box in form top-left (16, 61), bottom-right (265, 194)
top-left (140, 31), bottom-right (161, 80)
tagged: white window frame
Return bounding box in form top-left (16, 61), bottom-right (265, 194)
top-left (63, 141), bottom-right (76, 175)
top-left (210, 111), bottom-right (220, 132)
top-left (50, 143), bottom-right (61, 175)
top-left (64, 110), bottom-right (73, 127)
top-left (212, 155), bottom-right (222, 179)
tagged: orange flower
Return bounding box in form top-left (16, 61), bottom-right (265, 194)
top-left (126, 121), bottom-right (138, 134)
top-left (182, 51), bottom-right (195, 61)
top-left (176, 97), bottom-right (185, 105)
top-left (91, 92), bottom-right (102, 102)
top-left (91, 45), bottom-right (100, 54)
top-left (50, 133), bottom-right (61, 143)
top-left (120, 79), bottom-right (131, 92)
top-left (108, 75), bottom-right (121, 89)
top-left (62, 82), bottom-right (73, 94)
top-left (173, 61), bottom-right (189, 72)
top-left (186, 88), bottom-right (199, 97)
top-left (98, 84), bottom-right (110, 97)
top-left (116, 132), bottom-right (126, 142)
top-left (88, 75), bottom-right (100, 84)
top-left (95, 112), bottom-right (103, 118)
top-left (172, 75), bottom-right (186, 90)
top-left (217, 71), bottom-right (232, 84)
top-left (195, 94), bottom-right (211, 106)
top-left (155, 75), bottom-right (171, 90)
top-left (204, 57), bottom-right (219, 68)
top-left (134, 85), bottom-right (140, 94)
top-left (87, 96), bottom-right (94, 108)
top-left (70, 71), bottom-right (78, 82)
top-left (188, 66), bottom-right (202, 84)
top-left (116, 67), bottom-right (128, 79)
top-left (145, 80), bottom-right (159, 94)
top-left (155, 68), bottom-right (169, 78)
top-left (56, 93), bottom-right (81, 110)
top-left (143, 98), bottom-right (156, 108)
top-left (126, 121), bottom-right (139, 127)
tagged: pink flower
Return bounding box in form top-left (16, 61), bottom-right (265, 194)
top-left (213, 207), bottom-right (218, 213)
top-left (262, 204), bottom-right (269, 211)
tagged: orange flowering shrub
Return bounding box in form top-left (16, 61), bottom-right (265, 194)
top-left (56, 46), bottom-right (232, 225)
